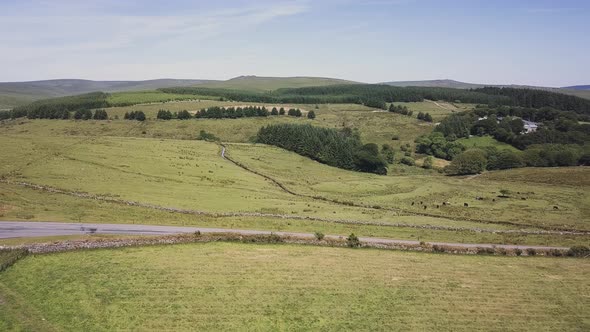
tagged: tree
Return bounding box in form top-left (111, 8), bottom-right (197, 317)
top-left (353, 144), bottom-right (387, 175)
top-left (93, 109), bottom-right (108, 120)
top-left (424, 113), bottom-right (433, 122)
top-left (271, 107), bottom-right (278, 115)
top-left (307, 110), bottom-right (316, 119)
top-left (135, 111), bottom-right (146, 121)
top-left (177, 110), bottom-right (192, 120)
top-left (446, 149), bottom-right (487, 175)
top-left (279, 107), bottom-right (285, 115)
top-left (381, 144), bottom-right (395, 164)
top-left (157, 109), bottom-right (173, 120)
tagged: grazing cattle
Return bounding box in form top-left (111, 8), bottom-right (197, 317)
top-left (423, 205), bottom-right (427, 210)
top-left (553, 206), bottom-right (559, 210)
top-left (443, 201), bottom-right (450, 206)
top-left (420, 201), bottom-right (423, 205)
top-left (436, 205), bottom-right (440, 208)
top-left (411, 202), bottom-right (415, 206)
top-left (475, 196), bottom-right (483, 201)
top-left (464, 203), bottom-right (469, 207)
top-left (492, 198), bottom-right (496, 202)
top-left (521, 197), bottom-right (527, 200)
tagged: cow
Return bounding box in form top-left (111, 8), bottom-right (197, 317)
top-left (553, 206), bottom-right (559, 210)
top-left (464, 203), bottom-right (469, 207)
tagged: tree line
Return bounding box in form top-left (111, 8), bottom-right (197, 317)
top-left (445, 144), bottom-right (589, 175)
top-left (256, 123), bottom-right (388, 174)
top-left (154, 106), bottom-right (314, 120)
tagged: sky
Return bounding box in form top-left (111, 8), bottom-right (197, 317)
top-left (1, 0), bottom-right (588, 86)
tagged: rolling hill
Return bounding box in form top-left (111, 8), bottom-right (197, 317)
top-left (382, 79), bottom-right (590, 100)
top-left (0, 79), bottom-right (215, 109)
top-left (196, 75), bottom-right (359, 91)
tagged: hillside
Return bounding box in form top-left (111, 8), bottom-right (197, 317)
top-left (383, 79), bottom-right (590, 100)
top-left (0, 79), bottom-right (214, 109)
top-left (197, 75), bottom-right (359, 91)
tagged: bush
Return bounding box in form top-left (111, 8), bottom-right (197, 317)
top-left (314, 232), bottom-right (325, 240)
top-left (197, 130), bottom-right (218, 142)
top-left (307, 110), bottom-right (316, 119)
top-left (346, 233), bottom-right (361, 248)
top-left (400, 156), bottom-right (415, 166)
top-left (423, 156), bottom-right (434, 169)
top-left (446, 149), bottom-right (487, 175)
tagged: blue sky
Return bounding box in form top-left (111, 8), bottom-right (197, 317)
top-left (1, 0), bottom-right (588, 86)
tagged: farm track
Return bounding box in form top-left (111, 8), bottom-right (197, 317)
top-left (219, 144), bottom-right (590, 234)
top-left (1, 178), bottom-right (588, 236)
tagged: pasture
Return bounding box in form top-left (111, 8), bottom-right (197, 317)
top-left (0, 129), bottom-right (588, 246)
top-left (1, 242), bottom-right (588, 331)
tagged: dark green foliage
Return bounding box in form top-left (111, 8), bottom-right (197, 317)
top-left (381, 144), bottom-right (395, 164)
top-left (389, 104), bottom-right (413, 116)
top-left (93, 109), bottom-right (108, 120)
top-left (196, 106), bottom-right (269, 119)
top-left (400, 156), bottom-right (416, 166)
top-left (271, 107), bottom-right (279, 115)
top-left (435, 113), bottom-right (474, 138)
top-left (157, 109), bottom-right (173, 120)
top-left (74, 109), bottom-right (92, 120)
top-left (124, 111), bottom-right (146, 121)
top-left (473, 87), bottom-right (590, 114)
top-left (446, 149), bottom-right (487, 175)
top-left (197, 130), bottom-right (219, 142)
top-left (346, 233), bottom-right (361, 248)
top-left (256, 123), bottom-right (387, 174)
top-left (353, 143), bottom-right (388, 175)
top-left (307, 110), bottom-right (316, 119)
top-left (365, 98), bottom-right (387, 109)
top-left (415, 132), bottom-right (465, 160)
top-left (159, 84), bottom-right (510, 106)
top-left (177, 110), bottom-right (192, 120)
top-left (279, 107), bottom-right (285, 115)
top-left (287, 108), bottom-right (302, 117)
top-left (12, 92), bottom-right (109, 119)
top-left (417, 112), bottom-right (433, 122)
top-left (314, 232), bottom-right (325, 240)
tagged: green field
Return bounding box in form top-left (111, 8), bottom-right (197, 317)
top-left (1, 242), bottom-right (588, 331)
top-left (106, 91), bottom-right (215, 106)
top-left (457, 136), bottom-right (520, 151)
top-left (0, 127), bottom-right (588, 246)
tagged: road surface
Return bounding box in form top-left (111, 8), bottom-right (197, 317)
top-left (0, 221), bottom-right (569, 250)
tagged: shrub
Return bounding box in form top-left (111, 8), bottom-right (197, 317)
top-left (423, 156), bottom-right (434, 169)
top-left (445, 149), bottom-right (487, 175)
top-left (314, 232), bottom-right (325, 240)
top-left (197, 130), bottom-right (218, 142)
top-left (346, 233), bottom-right (361, 248)
top-left (400, 156), bottom-right (415, 166)
top-left (307, 110), bottom-right (316, 119)
top-left (526, 248), bottom-right (536, 256)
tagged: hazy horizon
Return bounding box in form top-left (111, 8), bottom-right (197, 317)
top-left (1, 0), bottom-right (589, 86)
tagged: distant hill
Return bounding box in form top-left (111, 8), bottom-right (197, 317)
top-left (562, 85), bottom-right (590, 90)
top-left (381, 79), bottom-right (486, 89)
top-left (0, 79), bottom-right (215, 109)
top-left (197, 76), bottom-right (359, 92)
top-left (382, 79), bottom-right (590, 100)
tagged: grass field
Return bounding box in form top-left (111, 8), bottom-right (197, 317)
top-left (457, 136), bottom-right (520, 151)
top-left (0, 130), bottom-right (588, 246)
top-left (1, 242), bottom-right (588, 331)
top-left (106, 91), bottom-right (215, 106)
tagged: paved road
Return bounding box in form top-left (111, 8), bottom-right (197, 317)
top-left (0, 221), bottom-right (569, 250)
